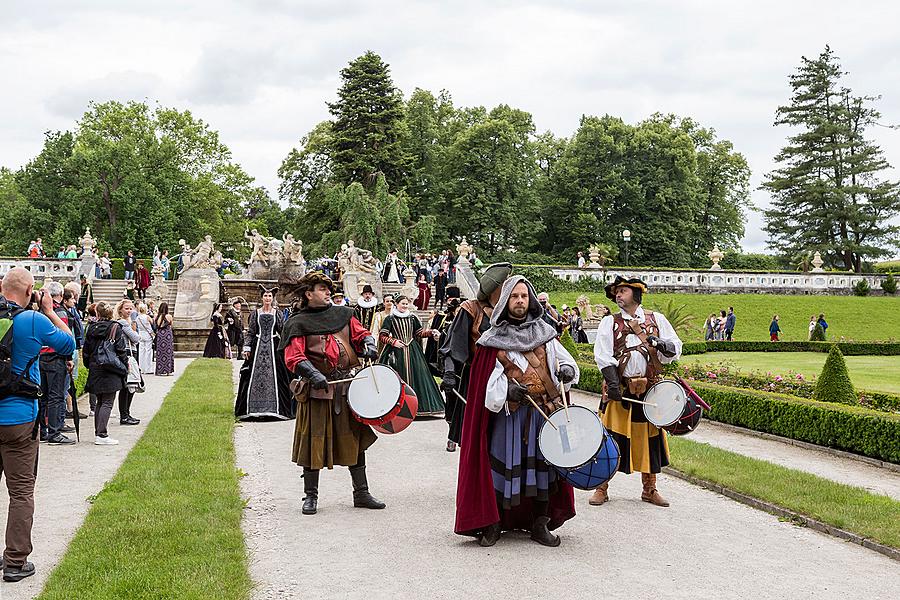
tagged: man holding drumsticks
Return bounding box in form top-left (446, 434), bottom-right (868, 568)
top-left (455, 275), bottom-right (579, 548)
top-left (279, 272), bottom-right (383, 515)
top-left (592, 276), bottom-right (682, 507)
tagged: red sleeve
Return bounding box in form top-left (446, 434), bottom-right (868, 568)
top-left (283, 336), bottom-right (307, 373)
top-left (348, 317), bottom-right (370, 347)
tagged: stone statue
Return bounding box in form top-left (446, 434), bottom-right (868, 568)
top-left (245, 228), bottom-right (270, 265)
top-left (346, 240), bottom-right (360, 266)
top-left (356, 249), bottom-right (378, 274)
top-left (77, 228), bottom-right (97, 256)
top-left (708, 244), bottom-right (724, 270)
top-left (282, 232), bottom-right (304, 265)
top-left (456, 236), bottom-right (473, 262)
top-left (178, 239), bottom-right (195, 272)
top-left (194, 235), bottom-right (215, 268)
top-left (576, 294), bottom-right (594, 320)
top-left (337, 244), bottom-right (351, 276)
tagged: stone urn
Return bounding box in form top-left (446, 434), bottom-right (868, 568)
top-left (708, 245), bottom-right (724, 270)
top-left (587, 245), bottom-right (602, 269)
top-left (811, 251), bottom-right (824, 272)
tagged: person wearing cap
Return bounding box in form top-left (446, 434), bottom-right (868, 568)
top-left (591, 276), bottom-right (682, 507)
top-left (353, 284), bottom-right (380, 333)
top-left (438, 263), bottom-right (512, 452)
top-left (279, 272), bottom-right (383, 515)
top-left (225, 297), bottom-right (245, 355)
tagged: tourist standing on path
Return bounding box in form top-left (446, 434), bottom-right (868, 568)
top-left (154, 303), bottom-right (175, 376)
top-left (725, 306), bottom-right (736, 341)
top-left (577, 251), bottom-right (586, 268)
top-left (455, 275), bottom-right (579, 548)
top-left (704, 313), bottom-right (716, 341)
top-left (279, 272), bottom-right (383, 515)
top-left (82, 302), bottom-right (128, 447)
top-left (569, 306), bottom-right (588, 343)
top-left (123, 250), bottom-right (136, 280)
top-left (235, 286), bottom-right (294, 420)
top-left (115, 300), bottom-right (141, 425)
top-left (135, 303), bottom-right (155, 373)
top-left (808, 315), bottom-right (817, 340)
top-left (769, 315), bottom-right (781, 342)
top-left (0, 267), bottom-right (74, 582)
top-left (592, 276), bottom-right (682, 508)
top-left (817, 313), bottom-right (828, 336)
top-left (38, 281), bottom-right (75, 445)
top-left (717, 310), bottom-right (727, 340)
top-left (378, 295), bottom-right (445, 416)
top-left (439, 263), bottom-right (510, 452)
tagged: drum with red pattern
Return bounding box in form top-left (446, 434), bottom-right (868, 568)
top-left (348, 365), bottom-right (419, 434)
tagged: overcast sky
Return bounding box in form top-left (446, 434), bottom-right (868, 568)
top-left (4, 1), bottom-right (900, 255)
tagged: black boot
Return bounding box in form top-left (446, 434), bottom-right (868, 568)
top-left (530, 516), bottom-right (561, 547)
top-left (349, 459), bottom-right (385, 509)
top-left (302, 468), bottom-right (319, 515)
top-left (479, 522), bottom-right (501, 547)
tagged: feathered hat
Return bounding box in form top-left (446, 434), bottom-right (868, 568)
top-left (604, 275), bottom-right (648, 302)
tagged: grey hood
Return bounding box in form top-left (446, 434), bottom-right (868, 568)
top-left (476, 275), bottom-right (558, 352)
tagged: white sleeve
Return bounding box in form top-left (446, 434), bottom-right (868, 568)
top-left (593, 315), bottom-right (617, 370)
top-left (484, 359), bottom-right (508, 413)
top-left (653, 312), bottom-right (683, 364)
top-left (548, 339), bottom-right (579, 390)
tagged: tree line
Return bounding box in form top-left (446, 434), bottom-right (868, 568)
top-left (1, 48), bottom-right (895, 271)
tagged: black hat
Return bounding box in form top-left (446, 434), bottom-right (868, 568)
top-left (604, 276), bottom-right (647, 302)
top-left (446, 285), bottom-right (461, 299)
top-left (362, 284), bottom-right (374, 295)
top-left (477, 262), bottom-right (513, 303)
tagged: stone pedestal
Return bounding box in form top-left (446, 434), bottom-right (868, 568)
top-left (341, 272), bottom-right (382, 303)
top-left (173, 268), bottom-right (220, 330)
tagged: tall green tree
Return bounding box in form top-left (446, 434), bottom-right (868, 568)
top-left (763, 46), bottom-right (900, 272)
top-left (327, 51), bottom-right (410, 188)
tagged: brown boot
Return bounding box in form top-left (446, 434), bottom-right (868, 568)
top-left (641, 473), bottom-right (669, 507)
top-left (588, 482), bottom-right (609, 505)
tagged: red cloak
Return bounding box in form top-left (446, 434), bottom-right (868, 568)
top-left (454, 345), bottom-right (576, 536)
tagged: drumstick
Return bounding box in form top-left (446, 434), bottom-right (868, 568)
top-left (328, 376), bottom-right (369, 385)
top-left (369, 360), bottom-right (381, 394)
top-left (524, 394), bottom-right (558, 431)
top-left (621, 395), bottom-right (658, 407)
top-left (555, 354), bottom-right (570, 423)
top-left (453, 389), bottom-right (467, 405)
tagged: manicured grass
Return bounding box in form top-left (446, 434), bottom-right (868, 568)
top-left (668, 437), bottom-right (900, 549)
top-left (38, 359), bottom-right (252, 600)
top-left (680, 352), bottom-right (900, 395)
top-left (548, 291), bottom-right (900, 342)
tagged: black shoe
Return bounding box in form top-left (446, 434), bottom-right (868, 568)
top-left (47, 434), bottom-right (76, 445)
top-left (3, 561), bottom-right (35, 582)
top-left (39, 433), bottom-right (48, 442)
top-left (120, 417), bottom-right (140, 425)
top-left (479, 522), bottom-right (501, 547)
top-left (59, 425), bottom-right (76, 433)
top-left (352, 490), bottom-right (386, 509)
top-left (530, 516), bottom-right (560, 547)
top-left (302, 494), bottom-right (318, 515)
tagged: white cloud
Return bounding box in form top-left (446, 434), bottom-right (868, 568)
top-left (3, 0), bottom-right (899, 256)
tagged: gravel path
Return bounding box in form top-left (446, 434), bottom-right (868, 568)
top-left (569, 389), bottom-right (900, 500)
top-left (0, 358), bottom-right (194, 599)
top-left (236, 363), bottom-right (899, 600)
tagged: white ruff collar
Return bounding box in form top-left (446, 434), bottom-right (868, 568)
top-left (391, 307), bottom-right (412, 318)
top-left (357, 297), bottom-right (378, 309)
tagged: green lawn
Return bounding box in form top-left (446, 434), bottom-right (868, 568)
top-left (38, 359), bottom-right (252, 600)
top-left (548, 291), bottom-right (900, 342)
top-left (668, 437), bottom-right (900, 549)
top-left (679, 352), bottom-right (900, 394)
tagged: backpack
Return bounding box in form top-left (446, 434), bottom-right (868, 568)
top-left (0, 297), bottom-right (43, 400)
top-left (93, 322), bottom-right (128, 376)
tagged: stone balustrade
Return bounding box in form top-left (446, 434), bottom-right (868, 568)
top-left (550, 267), bottom-right (889, 295)
top-left (0, 257), bottom-right (87, 282)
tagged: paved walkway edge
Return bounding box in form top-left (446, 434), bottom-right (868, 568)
top-left (662, 466), bottom-right (900, 562)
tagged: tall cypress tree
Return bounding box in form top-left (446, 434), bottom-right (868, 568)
top-left (763, 47), bottom-right (900, 272)
top-left (327, 51), bottom-right (410, 189)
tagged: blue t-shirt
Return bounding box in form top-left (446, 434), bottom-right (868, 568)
top-left (0, 307), bottom-right (76, 425)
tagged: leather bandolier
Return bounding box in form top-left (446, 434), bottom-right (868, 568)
top-left (299, 325), bottom-right (360, 413)
top-left (611, 311), bottom-right (663, 397)
top-left (497, 345), bottom-right (561, 415)
top-left (459, 299), bottom-right (489, 356)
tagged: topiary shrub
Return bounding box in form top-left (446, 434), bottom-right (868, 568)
top-left (881, 273), bottom-right (897, 295)
top-left (853, 279), bottom-right (870, 296)
top-left (813, 346), bottom-right (857, 405)
top-left (810, 323), bottom-right (826, 341)
top-left (560, 329), bottom-right (578, 360)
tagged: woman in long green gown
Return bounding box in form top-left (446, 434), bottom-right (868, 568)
top-left (377, 296), bottom-right (446, 416)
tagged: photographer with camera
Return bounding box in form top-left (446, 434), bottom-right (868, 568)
top-left (37, 281), bottom-right (75, 445)
top-left (0, 267), bottom-right (74, 582)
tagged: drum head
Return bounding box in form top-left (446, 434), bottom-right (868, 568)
top-left (642, 380), bottom-right (687, 427)
top-left (348, 364), bottom-right (402, 419)
top-left (538, 405), bottom-right (605, 469)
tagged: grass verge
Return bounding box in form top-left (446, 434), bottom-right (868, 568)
top-left (38, 359), bottom-right (252, 600)
top-left (668, 436), bottom-right (900, 549)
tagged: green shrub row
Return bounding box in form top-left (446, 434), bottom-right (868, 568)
top-left (699, 340), bottom-right (900, 355)
top-left (573, 365), bottom-right (900, 463)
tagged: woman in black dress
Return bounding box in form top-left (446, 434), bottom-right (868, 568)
top-left (203, 304), bottom-right (231, 359)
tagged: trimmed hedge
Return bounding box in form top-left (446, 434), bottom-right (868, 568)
top-left (577, 340), bottom-right (900, 357)
top-left (573, 364), bottom-right (900, 463)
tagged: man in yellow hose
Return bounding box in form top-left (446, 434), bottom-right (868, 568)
top-left (591, 276), bottom-right (682, 507)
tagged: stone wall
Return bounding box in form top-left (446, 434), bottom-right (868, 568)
top-left (0, 257), bottom-right (84, 283)
top-left (550, 267), bottom-right (889, 295)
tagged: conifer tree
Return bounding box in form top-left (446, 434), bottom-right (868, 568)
top-left (813, 346), bottom-right (857, 405)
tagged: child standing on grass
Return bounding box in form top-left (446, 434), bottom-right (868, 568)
top-left (769, 315), bottom-right (781, 341)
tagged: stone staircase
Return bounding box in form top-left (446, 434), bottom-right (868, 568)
top-left (90, 278), bottom-right (178, 308)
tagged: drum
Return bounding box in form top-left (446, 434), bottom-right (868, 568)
top-left (642, 379), bottom-right (703, 436)
top-left (538, 405), bottom-right (620, 490)
top-left (347, 365), bottom-right (419, 434)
